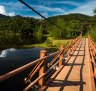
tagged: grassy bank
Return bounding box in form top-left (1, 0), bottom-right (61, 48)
top-left (23, 36), bottom-right (72, 50)
top-left (0, 34), bottom-right (73, 51)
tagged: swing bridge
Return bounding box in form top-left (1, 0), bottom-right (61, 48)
top-left (0, 0), bottom-right (96, 91)
top-left (0, 33), bottom-right (96, 91)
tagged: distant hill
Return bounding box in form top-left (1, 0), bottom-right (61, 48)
top-left (0, 14), bottom-right (23, 19)
top-left (12, 15), bottom-right (22, 18)
top-left (0, 14), bottom-right (10, 19)
top-left (0, 13), bottom-right (91, 21)
top-left (48, 13), bottom-right (92, 23)
top-left (0, 13), bottom-right (94, 37)
top-left (0, 13), bottom-right (96, 47)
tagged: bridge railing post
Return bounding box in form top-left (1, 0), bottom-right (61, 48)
top-left (94, 66), bottom-right (96, 78)
top-left (38, 50), bottom-right (47, 87)
top-left (72, 45), bottom-right (75, 54)
top-left (67, 48), bottom-right (71, 59)
top-left (59, 45), bottom-right (64, 67)
top-left (74, 43), bottom-right (76, 50)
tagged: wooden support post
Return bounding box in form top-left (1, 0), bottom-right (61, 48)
top-left (74, 44), bottom-right (76, 50)
top-left (67, 48), bottom-right (70, 58)
top-left (75, 43), bottom-right (77, 48)
top-left (70, 48), bottom-right (72, 55)
top-left (59, 45), bottom-right (64, 67)
top-left (39, 50), bottom-right (47, 87)
top-left (94, 66), bottom-right (96, 78)
top-left (72, 45), bottom-right (74, 53)
top-left (76, 43), bottom-right (78, 48)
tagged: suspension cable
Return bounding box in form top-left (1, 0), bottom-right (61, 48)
top-left (18, 0), bottom-right (64, 31)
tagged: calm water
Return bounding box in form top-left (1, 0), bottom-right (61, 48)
top-left (0, 47), bottom-right (45, 91)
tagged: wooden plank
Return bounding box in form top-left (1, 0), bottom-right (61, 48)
top-left (39, 38), bottom-right (93, 91)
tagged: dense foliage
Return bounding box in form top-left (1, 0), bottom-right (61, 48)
top-left (0, 13), bottom-right (96, 49)
top-left (90, 9), bottom-right (96, 41)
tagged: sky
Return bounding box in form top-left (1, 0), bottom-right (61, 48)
top-left (0, 0), bottom-right (96, 18)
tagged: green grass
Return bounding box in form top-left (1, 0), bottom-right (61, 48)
top-left (48, 36), bottom-right (72, 47)
top-left (23, 36), bottom-right (72, 50)
top-left (82, 32), bottom-right (89, 38)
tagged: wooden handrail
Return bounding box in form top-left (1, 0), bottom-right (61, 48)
top-left (0, 33), bottom-right (82, 91)
top-left (24, 60), bottom-right (44, 84)
top-left (48, 49), bottom-right (64, 67)
top-left (88, 34), bottom-right (96, 91)
top-left (23, 57), bottom-right (63, 91)
top-left (0, 49), bottom-right (62, 82)
top-left (24, 33), bottom-right (82, 85)
top-left (23, 34), bottom-right (82, 90)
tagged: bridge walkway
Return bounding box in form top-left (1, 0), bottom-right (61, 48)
top-left (39, 38), bottom-right (92, 91)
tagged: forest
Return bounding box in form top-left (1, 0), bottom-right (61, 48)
top-left (0, 12), bottom-right (96, 49)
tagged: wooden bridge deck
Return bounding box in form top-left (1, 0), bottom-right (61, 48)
top-left (40, 38), bottom-right (93, 91)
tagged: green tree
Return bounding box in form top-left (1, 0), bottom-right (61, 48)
top-left (66, 20), bottom-right (81, 38)
top-left (50, 18), bottom-right (67, 39)
top-left (90, 25), bottom-right (96, 41)
top-left (93, 8), bottom-right (96, 15)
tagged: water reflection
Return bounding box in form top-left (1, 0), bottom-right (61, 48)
top-left (0, 33), bottom-right (47, 91)
top-left (0, 34), bottom-right (47, 49)
top-left (0, 47), bottom-right (44, 75)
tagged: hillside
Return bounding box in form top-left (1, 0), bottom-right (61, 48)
top-left (48, 13), bottom-right (92, 22)
top-left (0, 13), bottom-right (96, 49)
top-left (0, 14), bottom-right (10, 19)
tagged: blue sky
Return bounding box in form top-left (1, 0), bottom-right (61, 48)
top-left (0, 0), bottom-right (96, 18)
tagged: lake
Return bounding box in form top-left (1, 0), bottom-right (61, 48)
top-left (0, 47), bottom-right (45, 91)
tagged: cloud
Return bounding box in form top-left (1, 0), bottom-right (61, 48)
top-left (67, 1), bottom-right (96, 16)
top-left (0, 5), bottom-right (15, 16)
top-left (1, 0), bottom-right (96, 18)
top-left (1, 1), bottom-right (24, 9)
top-left (30, 0), bottom-right (96, 17)
top-left (41, 12), bottom-right (48, 17)
top-left (24, 15), bottom-right (42, 19)
top-left (1, 1), bottom-right (66, 17)
top-left (30, 5), bottom-right (67, 18)
top-left (31, 5), bottom-right (65, 13)
top-left (47, 1), bottom-right (82, 6)
top-left (0, 6), bottom-right (7, 15)
top-left (24, 12), bottom-right (48, 19)
top-left (25, 4), bottom-right (66, 18)
top-left (1, 1), bottom-right (28, 12)
top-left (8, 12), bottom-right (15, 16)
